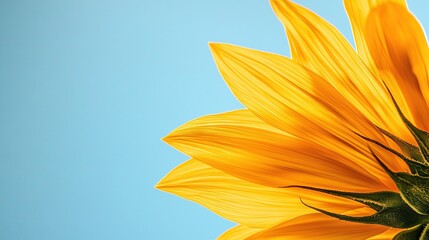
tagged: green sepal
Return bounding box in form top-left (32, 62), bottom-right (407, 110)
top-left (372, 149), bottom-right (429, 215)
top-left (378, 127), bottom-right (425, 164)
top-left (287, 185), bottom-right (426, 228)
top-left (286, 185), bottom-right (390, 211)
top-left (356, 132), bottom-right (429, 176)
top-left (393, 224), bottom-right (429, 240)
top-left (421, 224), bottom-right (429, 240)
top-left (387, 86), bottom-right (429, 164)
top-left (404, 159), bottom-right (429, 177)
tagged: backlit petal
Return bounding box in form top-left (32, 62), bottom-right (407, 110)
top-left (165, 109), bottom-right (389, 191)
top-left (344, 0), bottom-right (407, 69)
top-left (367, 228), bottom-right (402, 240)
top-left (217, 225), bottom-right (261, 240)
top-left (270, 0), bottom-right (412, 142)
top-left (365, 3), bottom-right (429, 131)
top-left (247, 212), bottom-right (389, 240)
top-left (156, 159), bottom-right (359, 228)
top-left (210, 43), bottom-right (407, 183)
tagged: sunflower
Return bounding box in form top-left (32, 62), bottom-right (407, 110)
top-left (156, 0), bottom-right (429, 239)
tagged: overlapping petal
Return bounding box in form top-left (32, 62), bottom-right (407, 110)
top-left (343, 0), bottom-right (407, 70)
top-left (367, 228), bottom-right (403, 240)
top-left (165, 109), bottom-right (389, 191)
top-left (217, 225), bottom-right (261, 240)
top-left (270, 0), bottom-right (413, 143)
top-left (157, 159), bottom-right (360, 228)
top-left (365, 3), bottom-right (429, 131)
top-left (210, 43), bottom-right (408, 181)
top-left (247, 211), bottom-right (389, 240)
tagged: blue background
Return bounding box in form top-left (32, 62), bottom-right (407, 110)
top-left (1, 0), bottom-right (428, 239)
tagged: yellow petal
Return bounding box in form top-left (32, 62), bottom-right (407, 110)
top-left (247, 212), bottom-right (389, 240)
top-left (156, 159), bottom-right (363, 228)
top-left (367, 228), bottom-right (402, 240)
top-left (365, 3), bottom-right (429, 131)
top-left (344, 0), bottom-right (407, 69)
top-left (270, 0), bottom-right (412, 142)
top-left (217, 225), bottom-right (261, 240)
top-left (165, 109), bottom-right (390, 191)
top-left (210, 43), bottom-right (407, 184)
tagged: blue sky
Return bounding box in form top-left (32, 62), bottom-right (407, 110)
top-left (1, 0), bottom-right (428, 240)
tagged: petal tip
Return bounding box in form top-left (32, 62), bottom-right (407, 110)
top-left (208, 42), bottom-right (223, 53)
top-left (269, 0), bottom-right (287, 6)
top-left (154, 178), bottom-right (168, 190)
top-left (161, 134), bottom-right (172, 144)
top-left (162, 127), bottom-right (185, 145)
top-left (209, 43), bottom-right (235, 60)
top-left (270, 0), bottom-right (293, 15)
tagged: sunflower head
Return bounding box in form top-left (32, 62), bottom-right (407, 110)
top-left (157, 0), bottom-right (429, 239)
